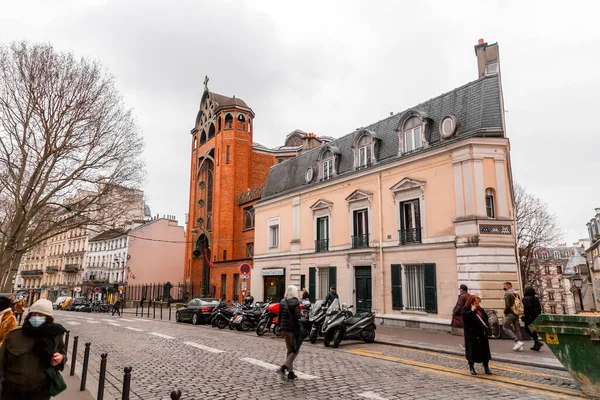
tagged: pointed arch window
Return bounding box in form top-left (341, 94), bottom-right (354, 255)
top-left (244, 207), bottom-right (255, 230)
top-left (199, 131), bottom-right (207, 146)
top-left (225, 114), bottom-right (233, 130)
top-left (238, 114), bottom-right (246, 131)
top-left (217, 116), bottom-right (222, 131)
top-left (208, 123), bottom-right (215, 139)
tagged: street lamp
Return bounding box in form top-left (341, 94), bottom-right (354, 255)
top-left (572, 272), bottom-right (584, 312)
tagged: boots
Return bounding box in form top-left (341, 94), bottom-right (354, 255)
top-left (469, 364), bottom-right (477, 375)
top-left (530, 340), bottom-right (544, 351)
top-left (484, 364), bottom-right (493, 375)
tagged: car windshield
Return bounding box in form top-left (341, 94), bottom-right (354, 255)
top-left (326, 298), bottom-right (340, 315)
top-left (310, 300), bottom-right (324, 317)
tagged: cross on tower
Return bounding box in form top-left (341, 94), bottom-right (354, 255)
top-left (203, 75), bottom-right (209, 89)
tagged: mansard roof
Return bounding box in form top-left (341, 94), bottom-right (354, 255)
top-left (262, 74), bottom-right (503, 200)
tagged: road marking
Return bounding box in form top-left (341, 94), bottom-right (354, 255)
top-left (358, 392), bottom-right (388, 400)
top-left (148, 332), bottom-right (175, 339)
top-left (183, 341), bottom-right (225, 354)
top-left (86, 321), bottom-right (100, 324)
top-left (240, 357), bottom-right (318, 380)
top-left (125, 327), bottom-right (144, 332)
top-left (108, 323), bottom-right (121, 327)
top-left (65, 321), bottom-right (81, 325)
top-left (134, 318), bottom-right (152, 322)
top-left (101, 319), bottom-right (115, 323)
top-left (119, 318), bottom-right (135, 322)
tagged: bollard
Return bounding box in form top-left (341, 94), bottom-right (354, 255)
top-left (136, 305), bottom-right (139, 317)
top-left (64, 330), bottom-right (70, 352)
top-left (122, 366), bottom-right (132, 400)
top-left (170, 389), bottom-right (182, 400)
top-left (70, 336), bottom-right (79, 376)
top-left (169, 305), bottom-right (172, 321)
top-left (147, 302), bottom-right (150, 318)
top-left (160, 302), bottom-right (163, 320)
top-left (153, 300), bottom-right (156, 319)
top-left (98, 353), bottom-right (108, 400)
top-left (80, 342), bottom-right (91, 391)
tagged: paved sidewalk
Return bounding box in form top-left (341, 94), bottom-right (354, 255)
top-left (55, 373), bottom-right (95, 400)
top-left (375, 324), bottom-right (565, 371)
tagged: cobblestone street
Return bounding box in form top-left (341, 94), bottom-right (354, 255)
top-left (55, 310), bottom-right (585, 400)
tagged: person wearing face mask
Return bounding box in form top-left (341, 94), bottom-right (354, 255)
top-left (462, 295), bottom-right (492, 376)
top-left (0, 299), bottom-right (67, 399)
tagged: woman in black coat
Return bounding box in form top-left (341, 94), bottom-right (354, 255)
top-left (522, 286), bottom-right (543, 351)
top-left (462, 295), bottom-right (492, 376)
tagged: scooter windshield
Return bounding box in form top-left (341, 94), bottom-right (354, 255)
top-left (310, 300), bottom-right (324, 318)
top-left (326, 298), bottom-right (340, 315)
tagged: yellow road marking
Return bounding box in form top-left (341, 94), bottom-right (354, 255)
top-left (361, 344), bottom-right (574, 381)
top-left (346, 348), bottom-right (584, 398)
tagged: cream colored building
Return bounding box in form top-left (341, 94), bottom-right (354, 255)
top-left (251, 40), bottom-right (521, 331)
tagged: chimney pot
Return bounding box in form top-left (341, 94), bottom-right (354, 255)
top-left (478, 38), bottom-right (484, 45)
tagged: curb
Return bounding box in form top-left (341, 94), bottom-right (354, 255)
top-left (375, 338), bottom-right (567, 372)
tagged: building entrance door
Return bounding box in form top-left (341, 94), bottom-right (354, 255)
top-left (355, 266), bottom-right (372, 313)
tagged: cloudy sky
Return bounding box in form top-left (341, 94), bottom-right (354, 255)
top-left (1, 0), bottom-right (598, 244)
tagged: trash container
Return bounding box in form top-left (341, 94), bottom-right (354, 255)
top-left (531, 312), bottom-right (600, 398)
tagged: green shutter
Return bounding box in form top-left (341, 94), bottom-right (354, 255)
top-left (329, 267), bottom-right (337, 289)
top-left (391, 264), bottom-right (403, 310)
top-left (424, 263), bottom-right (437, 313)
top-left (309, 267), bottom-right (316, 301)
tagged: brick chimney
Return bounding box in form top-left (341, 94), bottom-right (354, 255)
top-left (474, 38), bottom-right (500, 78)
top-left (301, 133), bottom-right (323, 152)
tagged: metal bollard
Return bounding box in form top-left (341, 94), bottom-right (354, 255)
top-left (160, 303), bottom-right (163, 320)
top-left (64, 330), bottom-right (70, 352)
top-left (70, 336), bottom-right (79, 376)
top-left (170, 389), bottom-right (182, 400)
top-left (98, 353), bottom-right (107, 400)
top-left (153, 301), bottom-right (156, 319)
top-left (80, 342), bottom-right (91, 391)
top-left (136, 305), bottom-right (139, 317)
top-left (169, 305), bottom-right (172, 321)
top-left (122, 366), bottom-right (132, 400)
top-left (147, 302), bottom-right (150, 318)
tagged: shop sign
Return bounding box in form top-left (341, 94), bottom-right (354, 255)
top-left (73, 287), bottom-right (81, 292)
top-left (261, 268), bottom-right (284, 276)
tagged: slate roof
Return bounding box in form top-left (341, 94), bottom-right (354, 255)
top-left (89, 229), bottom-right (128, 242)
top-left (262, 74), bottom-right (503, 199)
top-left (210, 92), bottom-right (250, 109)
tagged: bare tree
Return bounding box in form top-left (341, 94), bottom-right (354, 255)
top-left (0, 41), bottom-right (145, 291)
top-left (514, 183), bottom-right (562, 290)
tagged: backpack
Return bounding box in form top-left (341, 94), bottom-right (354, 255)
top-left (511, 294), bottom-right (524, 316)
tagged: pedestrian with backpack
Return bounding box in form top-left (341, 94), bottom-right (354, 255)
top-left (502, 282), bottom-right (524, 351)
top-left (522, 286), bottom-right (544, 351)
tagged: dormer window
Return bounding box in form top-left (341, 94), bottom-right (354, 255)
top-left (403, 116), bottom-right (423, 153)
top-left (317, 146), bottom-right (340, 181)
top-left (357, 136), bottom-right (372, 169)
top-left (322, 151), bottom-right (334, 180)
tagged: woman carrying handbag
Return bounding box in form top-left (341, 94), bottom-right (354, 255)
top-left (461, 295), bottom-right (493, 376)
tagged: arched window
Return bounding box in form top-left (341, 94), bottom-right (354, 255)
top-left (217, 116), bottom-right (222, 131)
top-left (208, 123), bottom-right (215, 139)
top-left (225, 114), bottom-right (233, 129)
top-left (286, 135), bottom-right (302, 147)
top-left (485, 188), bottom-right (496, 218)
top-left (321, 149), bottom-right (334, 180)
top-left (238, 114), bottom-right (246, 131)
top-left (403, 116), bottom-right (423, 153)
top-left (357, 135), bottom-right (372, 169)
top-left (199, 131), bottom-right (207, 145)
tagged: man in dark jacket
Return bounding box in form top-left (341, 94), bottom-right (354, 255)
top-left (451, 284), bottom-right (470, 334)
top-left (522, 286), bottom-right (544, 351)
top-left (325, 286), bottom-right (339, 306)
top-left (278, 285), bottom-right (301, 381)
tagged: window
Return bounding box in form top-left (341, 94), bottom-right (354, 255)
top-left (221, 274), bottom-right (227, 299)
top-left (561, 305), bottom-right (567, 314)
top-left (226, 145), bottom-right (230, 164)
top-left (557, 265), bottom-right (562, 274)
top-left (225, 114), bottom-right (233, 129)
top-left (233, 274), bottom-right (240, 302)
top-left (269, 225), bottom-right (279, 248)
top-left (403, 116), bottom-right (422, 153)
top-left (310, 266), bottom-right (336, 302)
top-left (544, 266), bottom-right (550, 275)
top-left (439, 115), bottom-right (457, 138)
top-left (244, 207), bottom-right (255, 230)
top-left (548, 291), bottom-right (555, 301)
top-left (217, 116), bottom-right (221, 131)
top-left (223, 250), bottom-right (227, 261)
top-left (352, 209), bottom-right (369, 248)
top-left (357, 136), bottom-right (372, 169)
top-left (246, 243), bottom-right (254, 258)
top-left (549, 304), bottom-right (556, 314)
top-left (208, 123), bottom-right (215, 139)
top-left (399, 199), bottom-right (421, 244)
top-left (238, 114), bottom-right (246, 130)
top-left (391, 263), bottom-right (437, 313)
top-left (322, 149), bottom-right (334, 180)
top-left (316, 216), bottom-right (329, 252)
top-left (541, 252), bottom-right (549, 260)
top-left (200, 131), bottom-right (207, 145)
top-left (485, 188), bottom-right (496, 218)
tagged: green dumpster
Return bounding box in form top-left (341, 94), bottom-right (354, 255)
top-left (531, 312), bottom-right (600, 398)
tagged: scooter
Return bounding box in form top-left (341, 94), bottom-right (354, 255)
top-left (256, 302), bottom-right (282, 336)
top-left (231, 303), bottom-right (263, 331)
top-left (321, 298), bottom-right (376, 348)
top-left (307, 300), bottom-right (327, 344)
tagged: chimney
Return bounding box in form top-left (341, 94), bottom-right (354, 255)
top-left (474, 38), bottom-right (500, 78)
top-left (301, 133), bottom-right (323, 152)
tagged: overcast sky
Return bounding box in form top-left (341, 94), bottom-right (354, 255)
top-left (1, 0), bottom-right (598, 244)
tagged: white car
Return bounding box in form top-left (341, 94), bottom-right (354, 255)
top-left (53, 296), bottom-right (68, 310)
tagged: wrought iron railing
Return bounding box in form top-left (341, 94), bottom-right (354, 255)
top-left (399, 228), bottom-right (422, 245)
top-left (352, 234), bottom-right (370, 248)
top-left (64, 264), bottom-right (81, 273)
top-left (46, 266), bottom-right (60, 273)
top-left (237, 185), bottom-right (264, 205)
top-left (22, 269), bottom-right (44, 276)
top-left (315, 239), bottom-right (329, 252)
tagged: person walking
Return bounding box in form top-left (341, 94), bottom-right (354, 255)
top-left (503, 282), bottom-right (524, 351)
top-left (301, 289), bottom-right (310, 301)
top-left (522, 286), bottom-right (544, 351)
top-left (14, 297), bottom-right (25, 326)
top-left (325, 286), bottom-right (339, 306)
top-left (277, 285), bottom-right (302, 381)
top-left (0, 299), bottom-right (67, 399)
top-left (451, 284), bottom-right (470, 334)
top-left (0, 297), bottom-right (17, 346)
top-left (8, 296), bottom-right (16, 313)
top-left (111, 298), bottom-right (122, 317)
top-left (462, 295), bottom-right (492, 376)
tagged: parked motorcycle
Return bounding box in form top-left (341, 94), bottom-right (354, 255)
top-left (321, 298), bottom-right (376, 348)
top-left (231, 303), bottom-right (263, 331)
top-left (256, 302), bottom-right (282, 337)
top-left (307, 300), bottom-right (327, 344)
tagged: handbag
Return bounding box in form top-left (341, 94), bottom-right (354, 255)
top-left (45, 336), bottom-right (67, 396)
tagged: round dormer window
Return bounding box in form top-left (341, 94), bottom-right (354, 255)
top-left (305, 167), bottom-right (314, 183)
top-left (440, 115), bottom-right (457, 139)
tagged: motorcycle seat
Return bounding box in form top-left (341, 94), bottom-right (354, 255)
top-left (346, 313), bottom-right (371, 325)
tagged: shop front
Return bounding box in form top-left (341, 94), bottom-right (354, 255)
top-left (262, 268), bottom-right (286, 302)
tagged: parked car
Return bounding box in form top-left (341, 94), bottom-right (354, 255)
top-left (176, 298), bottom-right (219, 325)
top-left (60, 297), bottom-right (73, 310)
top-left (53, 296), bottom-right (68, 310)
top-left (65, 297), bottom-right (86, 311)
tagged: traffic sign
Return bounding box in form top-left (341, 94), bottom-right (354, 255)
top-left (241, 274), bottom-right (249, 279)
top-left (239, 263), bottom-right (251, 275)
top-left (94, 287), bottom-right (101, 294)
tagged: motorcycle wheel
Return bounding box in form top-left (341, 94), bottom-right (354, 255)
top-left (216, 318), bottom-right (228, 329)
top-left (229, 321), bottom-right (235, 330)
top-left (333, 329), bottom-right (342, 348)
top-left (256, 321), bottom-right (267, 336)
top-left (211, 318), bottom-right (217, 327)
top-left (274, 326), bottom-right (282, 337)
top-left (241, 320), bottom-right (253, 331)
top-left (176, 311), bottom-right (182, 322)
top-left (192, 313), bottom-right (200, 325)
top-left (361, 325), bottom-right (376, 343)
top-left (309, 329), bottom-right (318, 344)
top-left (324, 333), bottom-right (331, 347)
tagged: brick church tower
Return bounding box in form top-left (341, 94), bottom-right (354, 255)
top-left (185, 79), bottom-right (313, 301)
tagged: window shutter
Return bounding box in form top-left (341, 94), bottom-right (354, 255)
top-left (424, 263), bottom-right (437, 313)
top-left (391, 264), bottom-right (403, 310)
top-left (300, 275), bottom-right (306, 292)
top-left (309, 268), bottom-right (316, 301)
top-left (329, 267), bottom-right (337, 289)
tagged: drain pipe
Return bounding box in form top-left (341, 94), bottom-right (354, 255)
top-left (377, 172), bottom-right (385, 317)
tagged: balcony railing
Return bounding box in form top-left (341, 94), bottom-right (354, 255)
top-left (352, 234), bottom-right (370, 249)
top-left (46, 266), bottom-right (60, 273)
top-left (237, 185), bottom-right (264, 205)
top-left (22, 269), bottom-right (44, 276)
top-left (64, 264), bottom-right (81, 273)
top-left (315, 239), bottom-right (329, 252)
top-left (399, 228), bottom-right (422, 245)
